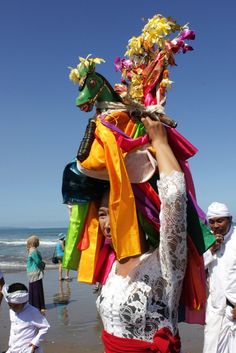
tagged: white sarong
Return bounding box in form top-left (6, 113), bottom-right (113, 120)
top-left (217, 305), bottom-right (236, 353)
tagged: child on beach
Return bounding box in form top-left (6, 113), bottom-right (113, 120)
top-left (2, 282), bottom-right (50, 353)
top-left (26, 235), bottom-right (46, 312)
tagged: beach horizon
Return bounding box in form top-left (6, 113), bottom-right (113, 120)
top-left (0, 269), bottom-right (204, 353)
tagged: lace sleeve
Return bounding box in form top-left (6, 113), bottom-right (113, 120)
top-left (157, 171), bottom-right (187, 283)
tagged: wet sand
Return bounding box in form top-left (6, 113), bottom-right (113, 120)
top-left (0, 269), bottom-right (204, 353)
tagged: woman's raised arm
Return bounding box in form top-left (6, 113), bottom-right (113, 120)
top-left (141, 117), bottom-right (181, 175)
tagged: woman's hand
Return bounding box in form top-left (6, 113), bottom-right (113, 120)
top-left (141, 117), bottom-right (168, 148)
top-left (141, 117), bottom-right (181, 175)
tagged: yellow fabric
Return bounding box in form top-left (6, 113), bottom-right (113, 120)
top-left (80, 112), bottom-right (141, 260)
top-left (78, 201), bottom-right (103, 283)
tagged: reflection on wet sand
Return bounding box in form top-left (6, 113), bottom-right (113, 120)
top-left (53, 280), bottom-right (71, 326)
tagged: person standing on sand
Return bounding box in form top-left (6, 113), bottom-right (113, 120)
top-left (203, 202), bottom-right (236, 353)
top-left (3, 282), bottom-right (50, 353)
top-left (26, 235), bottom-right (46, 313)
top-left (55, 233), bottom-right (70, 281)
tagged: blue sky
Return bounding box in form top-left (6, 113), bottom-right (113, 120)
top-left (0, 0), bottom-right (236, 227)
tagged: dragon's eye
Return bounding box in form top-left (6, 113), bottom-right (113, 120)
top-left (89, 79), bottom-right (96, 87)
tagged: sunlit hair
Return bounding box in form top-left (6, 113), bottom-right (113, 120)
top-left (26, 235), bottom-right (39, 249)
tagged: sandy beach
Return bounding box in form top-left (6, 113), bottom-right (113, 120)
top-left (0, 269), bottom-right (204, 353)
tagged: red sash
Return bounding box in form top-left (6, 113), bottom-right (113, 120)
top-left (102, 327), bottom-right (181, 353)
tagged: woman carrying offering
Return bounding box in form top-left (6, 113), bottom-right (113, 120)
top-left (96, 117), bottom-right (187, 353)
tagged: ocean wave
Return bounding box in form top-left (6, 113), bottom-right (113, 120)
top-left (0, 240), bottom-right (56, 246)
top-left (0, 261), bottom-right (58, 270)
top-left (0, 262), bottom-right (26, 269)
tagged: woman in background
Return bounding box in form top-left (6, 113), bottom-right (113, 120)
top-left (26, 235), bottom-right (46, 313)
top-left (56, 233), bottom-right (70, 281)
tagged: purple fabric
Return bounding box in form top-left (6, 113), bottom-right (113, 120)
top-left (100, 114), bottom-right (130, 138)
top-left (188, 193), bottom-right (207, 223)
top-left (132, 184), bottom-right (160, 229)
top-left (29, 279), bottom-right (45, 311)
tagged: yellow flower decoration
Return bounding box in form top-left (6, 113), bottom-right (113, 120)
top-left (125, 14), bottom-right (182, 62)
top-left (69, 55), bottom-right (105, 84)
top-left (129, 73), bottom-right (144, 100)
top-left (68, 68), bottom-right (80, 84)
top-left (78, 54), bottom-right (105, 68)
top-left (125, 36), bottom-right (144, 57)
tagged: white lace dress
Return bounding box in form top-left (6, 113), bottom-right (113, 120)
top-left (96, 171), bottom-right (187, 342)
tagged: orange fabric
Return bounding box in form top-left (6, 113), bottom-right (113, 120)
top-left (96, 119), bottom-right (141, 260)
top-left (78, 201), bottom-right (103, 283)
top-left (81, 112), bottom-right (136, 170)
top-left (80, 113), bottom-right (142, 260)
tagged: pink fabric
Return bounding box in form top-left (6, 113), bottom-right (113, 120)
top-left (167, 128), bottom-right (198, 161)
top-left (179, 160), bottom-right (196, 200)
top-left (116, 127), bottom-right (198, 162)
top-left (93, 243), bottom-right (116, 284)
top-left (116, 134), bottom-right (149, 152)
top-left (144, 93), bottom-right (157, 106)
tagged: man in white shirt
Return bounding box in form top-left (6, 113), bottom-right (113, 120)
top-left (3, 282), bottom-right (50, 353)
top-left (203, 202), bottom-right (236, 353)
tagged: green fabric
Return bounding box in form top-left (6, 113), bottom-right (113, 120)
top-left (138, 196), bottom-right (215, 256)
top-left (62, 203), bottom-right (89, 270)
top-left (138, 211), bottom-right (160, 248)
top-left (187, 199), bottom-right (215, 255)
top-left (133, 121), bottom-right (146, 138)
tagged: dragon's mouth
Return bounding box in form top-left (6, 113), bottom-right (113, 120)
top-left (78, 102), bottom-right (93, 112)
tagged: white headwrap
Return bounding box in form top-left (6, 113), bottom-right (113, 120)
top-left (2, 284), bottom-right (29, 304)
top-left (207, 202), bottom-right (231, 220)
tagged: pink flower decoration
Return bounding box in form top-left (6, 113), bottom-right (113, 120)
top-left (114, 57), bottom-right (133, 72)
top-left (179, 29), bottom-right (196, 41)
top-left (182, 44), bottom-right (194, 53)
top-left (114, 57), bottom-right (122, 72)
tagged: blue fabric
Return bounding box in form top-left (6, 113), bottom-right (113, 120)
top-left (56, 241), bottom-right (64, 257)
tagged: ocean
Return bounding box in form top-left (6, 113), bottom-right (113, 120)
top-left (0, 227), bottom-right (68, 270)
top-left (1, 223), bottom-right (235, 271)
